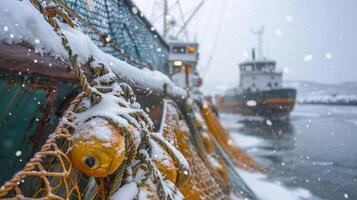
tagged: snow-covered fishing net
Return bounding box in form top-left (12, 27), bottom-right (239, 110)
top-left (62, 0), bottom-right (169, 72)
top-left (0, 0), bottom-right (260, 199)
top-left (196, 102), bottom-right (260, 199)
top-left (0, 1), bottom-right (190, 199)
top-left (199, 103), bottom-right (262, 171)
top-left (160, 100), bottom-right (230, 200)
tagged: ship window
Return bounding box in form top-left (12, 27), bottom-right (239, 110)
top-left (274, 82), bottom-right (279, 87)
top-left (269, 64), bottom-right (275, 70)
top-left (245, 65), bottom-right (252, 72)
top-left (172, 46), bottom-right (186, 54)
top-left (252, 83), bottom-right (256, 87)
top-left (267, 82), bottom-right (272, 88)
top-left (256, 64), bottom-right (263, 71)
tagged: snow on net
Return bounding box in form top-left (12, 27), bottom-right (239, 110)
top-left (0, 0), bottom-right (186, 97)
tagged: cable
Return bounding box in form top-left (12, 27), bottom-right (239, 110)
top-left (200, 0), bottom-right (229, 78)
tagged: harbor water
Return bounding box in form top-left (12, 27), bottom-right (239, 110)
top-left (223, 104), bottom-right (357, 200)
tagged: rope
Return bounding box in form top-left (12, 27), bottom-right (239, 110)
top-left (0, 96), bottom-right (84, 199)
top-left (165, 100), bottom-right (230, 199)
top-left (149, 134), bottom-right (190, 188)
top-left (210, 135), bottom-right (259, 200)
top-left (1, 1), bottom-right (240, 199)
top-left (29, 0), bottom-right (102, 104)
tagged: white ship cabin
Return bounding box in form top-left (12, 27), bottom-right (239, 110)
top-left (168, 42), bottom-right (199, 76)
top-left (168, 42), bottom-right (200, 88)
top-left (239, 60), bottom-right (282, 93)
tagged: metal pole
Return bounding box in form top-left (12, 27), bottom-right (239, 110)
top-left (175, 0), bottom-right (205, 39)
top-left (251, 26), bottom-right (264, 59)
top-left (185, 65), bottom-right (190, 91)
top-left (163, 0), bottom-right (168, 38)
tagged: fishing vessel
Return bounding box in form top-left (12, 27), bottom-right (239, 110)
top-left (0, 0), bottom-right (261, 199)
top-left (216, 28), bottom-right (296, 118)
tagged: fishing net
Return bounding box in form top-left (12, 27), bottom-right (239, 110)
top-left (199, 103), bottom-right (262, 171)
top-left (0, 1), bottom-right (184, 198)
top-left (62, 0), bottom-right (169, 73)
top-left (0, 0), bottom-right (260, 199)
top-left (197, 102), bottom-right (260, 199)
top-left (0, 97), bottom-right (105, 200)
top-left (161, 100), bottom-right (230, 200)
top-left (0, 98), bottom-right (232, 200)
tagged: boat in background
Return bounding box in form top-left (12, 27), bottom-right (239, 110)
top-left (216, 28), bottom-right (296, 118)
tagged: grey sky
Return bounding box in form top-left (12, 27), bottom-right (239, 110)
top-left (134, 0), bottom-right (357, 93)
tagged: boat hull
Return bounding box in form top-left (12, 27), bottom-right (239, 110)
top-left (217, 88), bottom-right (297, 118)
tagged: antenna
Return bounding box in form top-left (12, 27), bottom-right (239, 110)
top-left (251, 26), bottom-right (265, 59)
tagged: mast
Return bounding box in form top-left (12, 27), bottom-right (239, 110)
top-left (163, 0), bottom-right (168, 38)
top-left (251, 26), bottom-right (265, 59)
top-left (152, 0), bottom-right (205, 41)
top-left (175, 0), bottom-right (205, 39)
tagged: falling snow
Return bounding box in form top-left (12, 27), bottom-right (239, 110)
top-left (304, 54), bottom-right (313, 62)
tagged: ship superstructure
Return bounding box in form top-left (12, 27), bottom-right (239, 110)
top-left (169, 41), bottom-right (201, 89)
top-left (238, 58), bottom-right (282, 93)
top-left (217, 28), bottom-right (296, 118)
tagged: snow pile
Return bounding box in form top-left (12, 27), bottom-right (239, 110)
top-left (0, 0), bottom-right (186, 97)
top-left (0, 0), bottom-right (67, 59)
top-left (237, 169), bottom-right (314, 200)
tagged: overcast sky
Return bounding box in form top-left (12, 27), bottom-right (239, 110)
top-left (134, 0), bottom-right (357, 93)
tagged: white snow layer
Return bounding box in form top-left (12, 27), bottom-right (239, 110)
top-left (299, 94), bottom-right (357, 104)
top-left (0, 0), bottom-right (67, 59)
top-left (237, 169), bottom-right (314, 200)
top-left (230, 133), bottom-right (263, 149)
top-left (111, 182), bottom-right (139, 200)
top-left (0, 0), bottom-right (186, 97)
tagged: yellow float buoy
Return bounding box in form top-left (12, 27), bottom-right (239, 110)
top-left (70, 118), bottom-right (126, 177)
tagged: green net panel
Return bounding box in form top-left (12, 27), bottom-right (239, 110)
top-left (64, 0), bottom-right (169, 74)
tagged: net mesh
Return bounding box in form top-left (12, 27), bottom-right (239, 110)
top-left (0, 1), bottom-right (258, 198)
top-left (200, 103), bottom-right (262, 171)
top-left (0, 98), bottom-right (105, 200)
top-left (161, 100), bottom-right (230, 200)
top-left (0, 98), bottom-right (233, 200)
top-left (63, 0), bottom-right (169, 73)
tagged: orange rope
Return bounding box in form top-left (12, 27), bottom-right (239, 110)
top-left (200, 103), bottom-right (263, 171)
